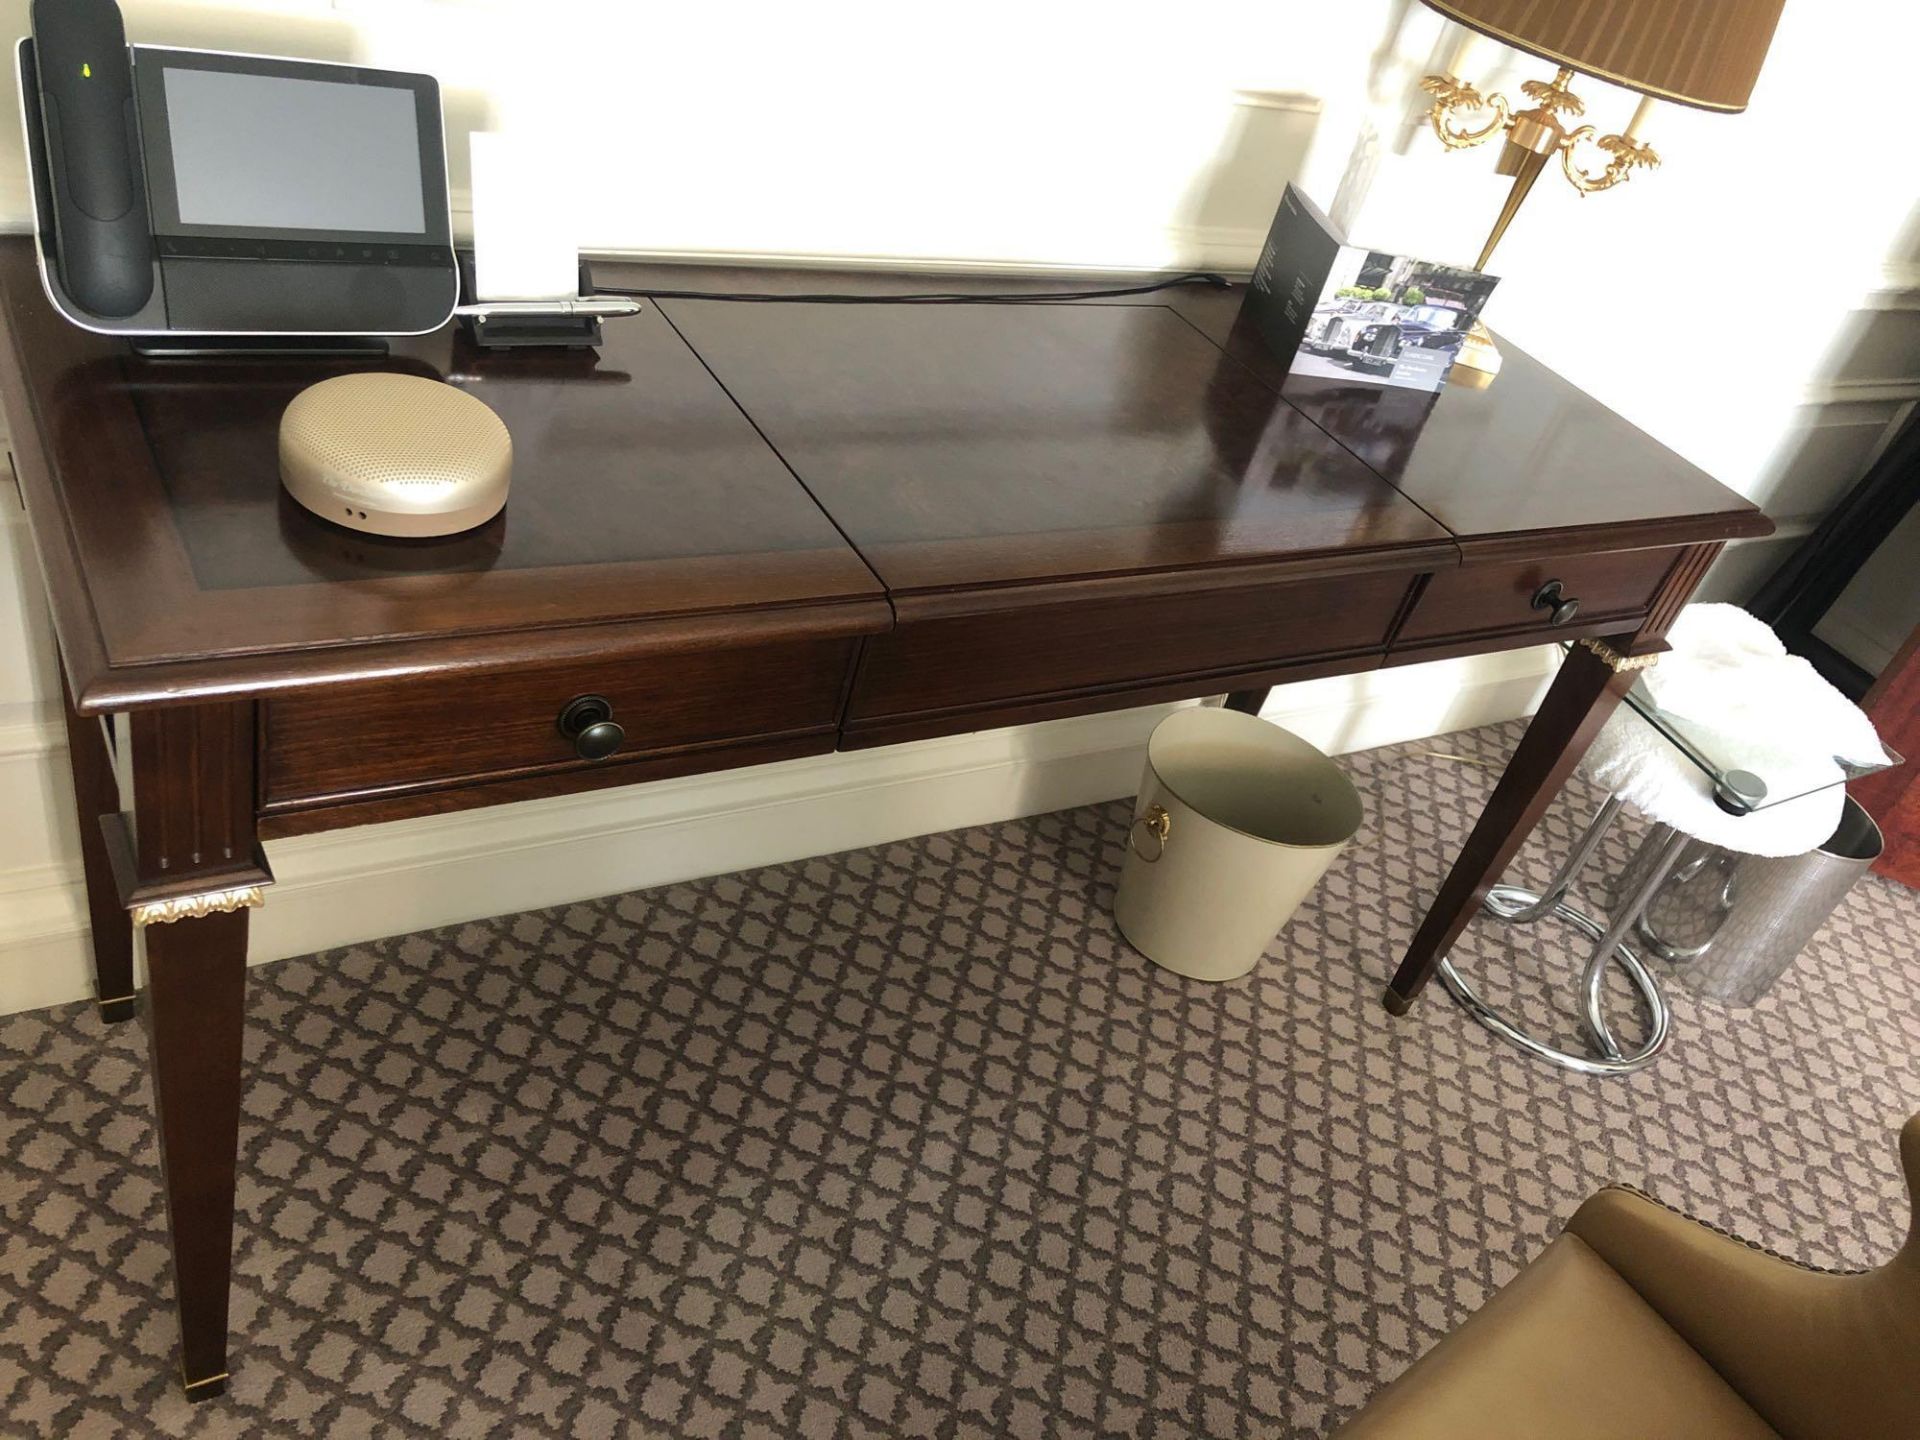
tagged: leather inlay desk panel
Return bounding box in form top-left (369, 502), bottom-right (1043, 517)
top-left (0, 263), bottom-right (887, 694)
top-left (0, 240), bottom-right (1774, 1397)
top-left (1161, 288), bottom-right (1768, 561)
top-left (660, 300), bottom-right (1455, 593)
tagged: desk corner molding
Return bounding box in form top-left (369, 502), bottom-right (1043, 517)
top-left (132, 885), bottom-right (266, 928)
top-left (1576, 637), bottom-right (1662, 673)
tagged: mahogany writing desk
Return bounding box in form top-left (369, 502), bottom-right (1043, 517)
top-left (0, 239), bottom-right (1771, 1396)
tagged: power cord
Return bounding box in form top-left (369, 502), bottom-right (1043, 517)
top-left (590, 271), bottom-right (1233, 306)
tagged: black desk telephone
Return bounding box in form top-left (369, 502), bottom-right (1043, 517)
top-left (21, 0), bottom-right (458, 338)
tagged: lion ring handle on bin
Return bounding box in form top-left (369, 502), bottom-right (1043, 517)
top-left (1129, 804), bottom-right (1171, 862)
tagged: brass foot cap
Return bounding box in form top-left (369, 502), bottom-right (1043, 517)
top-left (180, 1370), bottom-right (229, 1402)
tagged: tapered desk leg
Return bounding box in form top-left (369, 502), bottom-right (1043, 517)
top-left (1223, 685), bottom-right (1271, 715)
top-left (1386, 542), bottom-right (1721, 1013)
top-left (1384, 638), bottom-right (1646, 1014)
top-left (57, 673), bottom-right (136, 1022)
top-left (143, 907), bottom-right (249, 1401)
top-left (117, 699), bottom-right (269, 1399)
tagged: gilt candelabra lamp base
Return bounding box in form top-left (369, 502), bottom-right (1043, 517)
top-left (1451, 320), bottom-right (1502, 386)
top-left (1421, 65), bottom-right (1660, 273)
top-left (1419, 62), bottom-right (1661, 385)
top-left (1409, 0), bottom-right (1781, 384)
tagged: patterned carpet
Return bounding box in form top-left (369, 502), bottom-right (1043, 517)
top-left (4, 720), bottom-right (1918, 1439)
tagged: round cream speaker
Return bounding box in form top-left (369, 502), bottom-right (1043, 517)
top-left (279, 373), bottom-right (512, 538)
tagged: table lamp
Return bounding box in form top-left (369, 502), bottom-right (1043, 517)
top-left (1417, 0), bottom-right (1786, 270)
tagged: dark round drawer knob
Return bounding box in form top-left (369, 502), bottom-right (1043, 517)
top-left (574, 719), bottom-right (625, 760)
top-left (1531, 580), bottom-right (1580, 626)
top-left (557, 694), bottom-right (625, 760)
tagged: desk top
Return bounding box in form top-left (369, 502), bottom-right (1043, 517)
top-left (1166, 285), bottom-right (1773, 560)
top-left (659, 299), bottom-right (1448, 593)
top-left (0, 242), bottom-right (1771, 709)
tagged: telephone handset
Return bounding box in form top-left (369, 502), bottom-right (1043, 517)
top-left (29, 0), bottom-right (154, 317)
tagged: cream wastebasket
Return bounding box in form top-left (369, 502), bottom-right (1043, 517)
top-left (1114, 707), bottom-right (1363, 982)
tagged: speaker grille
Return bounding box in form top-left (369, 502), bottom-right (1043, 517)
top-left (279, 373), bottom-right (512, 514)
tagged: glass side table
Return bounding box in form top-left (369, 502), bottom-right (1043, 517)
top-left (1602, 642), bottom-right (1902, 811)
top-left (1434, 643), bottom-right (1903, 1076)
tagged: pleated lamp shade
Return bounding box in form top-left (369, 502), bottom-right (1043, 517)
top-left (1422, 0), bottom-right (1786, 112)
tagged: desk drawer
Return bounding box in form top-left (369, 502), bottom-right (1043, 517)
top-left (1396, 547), bottom-right (1679, 647)
top-left (847, 568), bottom-right (1413, 728)
top-left (262, 636), bottom-right (858, 809)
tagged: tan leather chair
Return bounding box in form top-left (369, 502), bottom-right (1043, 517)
top-left (1332, 1112), bottom-right (1920, 1439)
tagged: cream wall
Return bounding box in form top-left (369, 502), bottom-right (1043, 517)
top-left (1, 0), bottom-right (1917, 1011)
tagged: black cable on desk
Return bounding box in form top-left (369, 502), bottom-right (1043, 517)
top-left (590, 271), bottom-right (1233, 305)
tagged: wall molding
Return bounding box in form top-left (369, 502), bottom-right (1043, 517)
top-left (0, 213), bottom-right (1254, 277)
top-left (1230, 89), bottom-right (1324, 115)
top-left (577, 226), bottom-right (1268, 280)
top-left (0, 703), bottom-right (61, 761)
top-left (1811, 605), bottom-right (1900, 677)
top-left (1799, 377), bottom-right (1920, 409)
top-left (1762, 515), bottom-right (1821, 544)
top-left (1864, 264), bottom-right (1920, 311)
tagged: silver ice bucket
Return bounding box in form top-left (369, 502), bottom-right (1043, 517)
top-left (1608, 796), bottom-right (1884, 1007)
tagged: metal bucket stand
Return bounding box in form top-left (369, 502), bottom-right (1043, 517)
top-left (1437, 795), bottom-right (1686, 1076)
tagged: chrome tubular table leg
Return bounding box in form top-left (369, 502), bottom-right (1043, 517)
top-left (1486, 794), bottom-right (1624, 922)
top-left (1437, 797), bottom-right (1682, 1077)
top-left (1578, 825), bottom-right (1688, 1061)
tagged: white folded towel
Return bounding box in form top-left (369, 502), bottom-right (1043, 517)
top-left (1575, 605), bottom-right (1882, 858)
top-left (1639, 605), bottom-right (1885, 767)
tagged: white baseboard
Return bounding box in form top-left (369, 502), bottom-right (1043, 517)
top-left (0, 702), bottom-right (61, 759)
top-left (0, 648), bottom-right (1555, 1016)
top-left (0, 868), bottom-right (91, 1015)
top-left (1255, 645), bottom-right (1554, 758)
top-left (249, 699), bottom-right (1196, 968)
